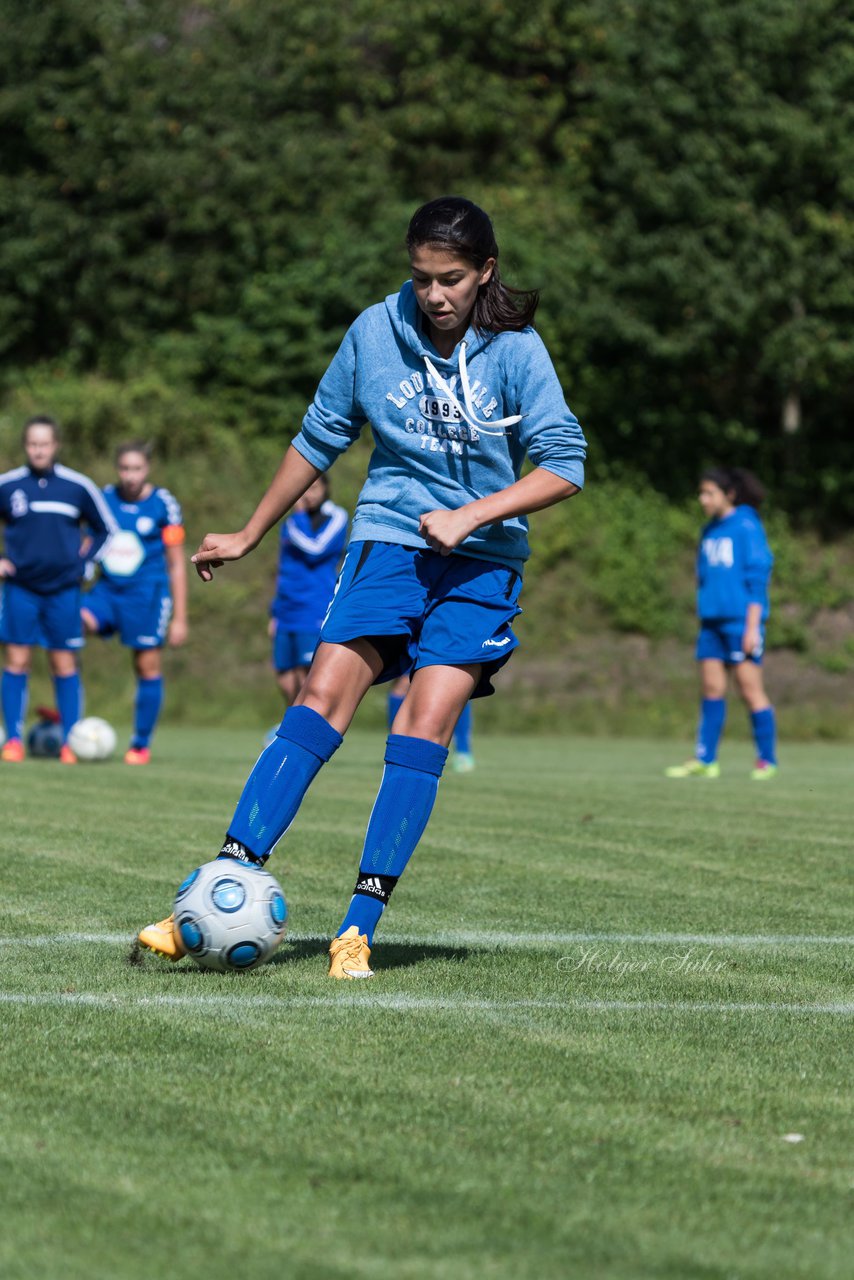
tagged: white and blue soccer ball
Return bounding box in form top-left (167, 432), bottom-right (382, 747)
top-left (174, 859), bottom-right (288, 972)
top-left (68, 716), bottom-right (117, 761)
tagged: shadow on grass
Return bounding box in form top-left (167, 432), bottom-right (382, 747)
top-left (276, 937), bottom-right (470, 971)
top-left (127, 936), bottom-right (470, 974)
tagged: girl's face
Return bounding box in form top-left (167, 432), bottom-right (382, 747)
top-left (116, 451), bottom-right (150, 500)
top-left (698, 480), bottom-right (734, 520)
top-left (297, 479), bottom-right (328, 513)
top-left (409, 246), bottom-right (495, 349)
top-left (24, 424), bottom-right (59, 472)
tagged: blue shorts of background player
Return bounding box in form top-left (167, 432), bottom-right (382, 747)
top-left (0, 581), bottom-right (84, 651)
top-left (321, 541), bottom-right (521, 697)
top-left (272, 626), bottom-right (319, 674)
top-left (696, 620), bottom-right (764, 666)
top-left (83, 579), bottom-right (172, 649)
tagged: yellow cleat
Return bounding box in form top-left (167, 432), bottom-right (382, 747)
top-left (751, 761), bottom-right (778, 781)
top-left (328, 926), bottom-right (374, 979)
top-left (138, 913), bottom-right (187, 962)
top-left (664, 759), bottom-right (720, 778)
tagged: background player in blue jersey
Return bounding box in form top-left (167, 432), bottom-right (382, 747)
top-left (0, 416), bottom-right (117, 763)
top-left (269, 474), bottom-right (347, 707)
top-left (139, 195), bottom-right (587, 977)
top-left (81, 442), bottom-right (187, 765)
top-left (666, 467), bottom-right (777, 780)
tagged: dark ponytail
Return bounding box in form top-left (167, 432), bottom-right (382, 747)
top-left (701, 466), bottom-right (766, 509)
top-left (406, 196), bottom-right (539, 333)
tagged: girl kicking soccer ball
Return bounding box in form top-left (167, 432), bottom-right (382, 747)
top-left (666, 466), bottom-right (778, 781)
top-left (138, 196), bottom-right (587, 977)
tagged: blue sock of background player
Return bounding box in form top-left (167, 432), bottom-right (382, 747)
top-left (750, 707), bottom-right (777, 765)
top-left (387, 691), bottom-right (404, 729)
top-left (336, 735), bottom-right (448, 943)
top-left (1, 670), bottom-right (28, 741)
top-left (454, 702), bottom-right (472, 755)
top-left (133, 675), bottom-right (163, 749)
top-left (53, 672), bottom-right (82, 742)
top-left (696, 697), bottom-right (726, 764)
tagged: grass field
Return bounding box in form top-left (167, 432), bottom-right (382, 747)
top-left (1, 728), bottom-right (852, 1280)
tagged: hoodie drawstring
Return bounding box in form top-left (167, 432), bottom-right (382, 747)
top-left (423, 342), bottom-right (521, 437)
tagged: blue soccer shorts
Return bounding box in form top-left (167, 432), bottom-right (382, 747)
top-left (696, 619), bottom-right (764, 666)
top-left (83, 579), bottom-right (172, 649)
top-left (272, 624), bottom-right (319, 672)
top-left (0, 581), bottom-right (83, 650)
top-left (319, 541), bottom-right (523, 698)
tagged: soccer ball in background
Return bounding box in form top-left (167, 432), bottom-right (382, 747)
top-left (174, 859), bottom-right (288, 972)
top-left (28, 709), bottom-right (64, 758)
top-left (67, 717), bottom-right (117, 761)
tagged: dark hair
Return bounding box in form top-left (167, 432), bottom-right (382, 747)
top-left (701, 466), bottom-right (766, 509)
top-left (406, 196), bottom-right (539, 333)
top-left (22, 415), bottom-right (61, 445)
top-left (115, 440), bottom-right (153, 464)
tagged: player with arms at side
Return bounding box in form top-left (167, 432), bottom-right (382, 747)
top-left (268, 474), bottom-right (347, 708)
top-left (81, 442), bottom-right (187, 765)
top-left (0, 416), bottom-right (117, 763)
top-left (139, 196), bottom-right (587, 977)
top-left (666, 466), bottom-right (777, 779)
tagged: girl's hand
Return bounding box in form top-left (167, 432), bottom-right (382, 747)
top-left (191, 531), bottom-right (253, 581)
top-left (742, 624), bottom-right (762, 658)
top-left (0, 558), bottom-right (16, 579)
top-left (419, 508), bottom-right (477, 556)
top-left (168, 618), bottom-right (188, 647)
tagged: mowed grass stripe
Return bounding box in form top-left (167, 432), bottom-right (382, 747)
top-left (2, 990), bottom-right (853, 1015)
top-left (1, 928), bottom-right (853, 947)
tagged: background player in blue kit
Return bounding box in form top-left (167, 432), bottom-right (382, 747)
top-left (0, 416), bottom-right (117, 763)
top-left (81, 442), bottom-right (187, 765)
top-left (666, 467), bottom-right (777, 780)
top-left (269, 474), bottom-right (347, 707)
top-left (139, 196), bottom-right (587, 977)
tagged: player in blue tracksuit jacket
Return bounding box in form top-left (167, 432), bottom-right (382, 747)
top-left (269, 474), bottom-right (348, 706)
top-left (139, 195), bottom-right (587, 977)
top-left (0, 416), bottom-right (117, 762)
top-left (81, 442), bottom-right (188, 765)
top-left (666, 467), bottom-right (777, 780)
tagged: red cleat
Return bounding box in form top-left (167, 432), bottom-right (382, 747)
top-left (1, 738), bottom-right (25, 763)
top-left (59, 744), bottom-right (78, 765)
top-left (124, 747), bottom-right (151, 766)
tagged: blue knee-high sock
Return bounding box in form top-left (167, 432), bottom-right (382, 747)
top-left (696, 698), bottom-right (726, 764)
top-left (2, 670), bottom-right (28, 741)
top-left (54, 673), bottom-right (82, 742)
top-left (751, 707), bottom-right (777, 765)
top-left (454, 702), bottom-right (473, 754)
top-left (387, 692), bottom-right (404, 731)
top-left (224, 705), bottom-right (343, 862)
top-left (337, 734), bottom-right (449, 944)
top-left (132, 676), bottom-right (163, 749)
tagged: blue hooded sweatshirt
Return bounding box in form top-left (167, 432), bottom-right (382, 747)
top-left (291, 281), bottom-right (586, 575)
top-left (696, 505), bottom-right (774, 622)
